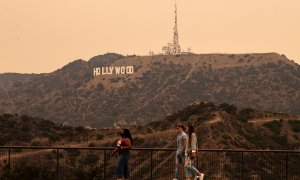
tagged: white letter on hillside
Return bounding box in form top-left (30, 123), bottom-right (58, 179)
top-left (109, 67), bottom-right (114, 74)
top-left (93, 68), bottom-right (101, 76)
top-left (120, 67), bottom-right (126, 74)
top-left (101, 67), bottom-right (107, 75)
top-left (126, 66), bottom-right (134, 74)
top-left (115, 67), bottom-right (121, 74)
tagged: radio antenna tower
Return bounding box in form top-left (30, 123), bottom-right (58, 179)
top-left (162, 0), bottom-right (184, 55)
top-left (173, 0), bottom-right (181, 54)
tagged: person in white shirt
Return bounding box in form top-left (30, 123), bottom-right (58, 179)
top-left (184, 125), bottom-right (204, 180)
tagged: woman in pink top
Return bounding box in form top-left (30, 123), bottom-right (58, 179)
top-left (112, 129), bottom-right (133, 180)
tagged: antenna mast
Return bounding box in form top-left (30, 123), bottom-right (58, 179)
top-left (162, 0), bottom-right (184, 55)
top-left (173, 0), bottom-right (181, 54)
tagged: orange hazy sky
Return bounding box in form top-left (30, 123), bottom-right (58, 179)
top-left (0, 0), bottom-right (300, 73)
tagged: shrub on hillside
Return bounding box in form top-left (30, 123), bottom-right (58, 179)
top-left (270, 134), bottom-right (288, 146)
top-left (238, 108), bottom-right (255, 122)
top-left (197, 113), bottom-right (214, 122)
top-left (289, 120), bottom-right (300, 132)
top-left (219, 103), bottom-right (237, 115)
top-left (263, 120), bottom-right (282, 135)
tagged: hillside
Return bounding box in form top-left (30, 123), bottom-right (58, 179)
top-left (0, 52), bottom-right (299, 127)
top-left (128, 102), bottom-right (300, 179)
top-left (141, 102), bottom-right (300, 150)
top-left (3, 102), bottom-right (300, 149)
top-left (2, 103), bottom-right (300, 179)
top-left (0, 114), bottom-right (105, 146)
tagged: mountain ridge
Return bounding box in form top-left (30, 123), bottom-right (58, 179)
top-left (0, 52), bottom-right (299, 127)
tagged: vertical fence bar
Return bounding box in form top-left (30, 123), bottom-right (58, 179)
top-left (150, 149), bottom-right (153, 180)
top-left (241, 151), bottom-right (244, 180)
top-left (286, 152), bottom-right (288, 180)
top-left (8, 147), bottom-right (11, 179)
top-left (104, 149), bottom-right (107, 180)
top-left (197, 150), bottom-right (199, 170)
top-left (56, 148), bottom-right (59, 180)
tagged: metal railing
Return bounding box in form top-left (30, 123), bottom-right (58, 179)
top-left (0, 146), bottom-right (300, 179)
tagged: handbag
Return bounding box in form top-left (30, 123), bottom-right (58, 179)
top-left (188, 150), bottom-right (199, 158)
top-left (187, 134), bottom-right (199, 158)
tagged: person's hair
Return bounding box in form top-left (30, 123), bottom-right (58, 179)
top-left (187, 125), bottom-right (195, 147)
top-left (123, 128), bottom-right (133, 146)
top-left (177, 124), bottom-right (185, 131)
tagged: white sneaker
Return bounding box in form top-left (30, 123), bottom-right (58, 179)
top-left (173, 179), bottom-right (178, 180)
top-left (199, 173), bottom-right (204, 180)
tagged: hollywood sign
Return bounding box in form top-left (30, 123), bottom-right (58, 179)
top-left (93, 66), bottom-right (134, 76)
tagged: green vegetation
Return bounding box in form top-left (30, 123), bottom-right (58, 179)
top-left (263, 120), bottom-right (283, 135)
top-left (289, 120), bottom-right (300, 132)
top-left (243, 126), bottom-right (269, 149)
top-left (238, 108), bottom-right (255, 122)
top-left (219, 103), bottom-right (237, 115)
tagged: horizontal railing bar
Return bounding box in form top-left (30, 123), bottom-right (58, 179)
top-left (0, 146), bottom-right (300, 153)
top-left (198, 149), bottom-right (300, 153)
top-left (0, 146), bottom-right (114, 150)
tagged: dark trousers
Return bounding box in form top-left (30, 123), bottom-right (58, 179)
top-left (116, 151), bottom-right (130, 178)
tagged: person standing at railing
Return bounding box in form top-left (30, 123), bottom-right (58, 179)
top-left (184, 125), bottom-right (204, 180)
top-left (173, 124), bottom-right (188, 180)
top-left (111, 128), bottom-right (133, 180)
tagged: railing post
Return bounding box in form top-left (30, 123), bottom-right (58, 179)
top-left (197, 150), bottom-right (199, 170)
top-left (8, 147), bottom-right (11, 179)
top-left (286, 152), bottom-right (288, 180)
top-left (241, 151), bottom-right (244, 180)
top-left (104, 149), bottom-right (107, 180)
top-left (56, 148), bottom-right (59, 180)
top-left (150, 149), bottom-right (153, 180)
